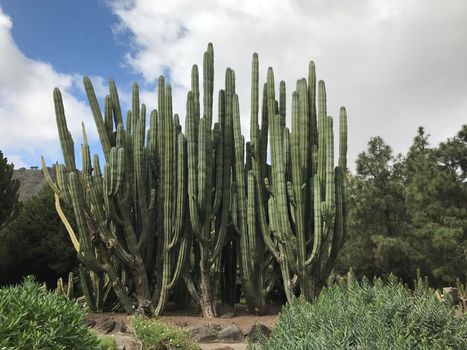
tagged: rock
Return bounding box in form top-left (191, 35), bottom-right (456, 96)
top-left (211, 324), bottom-right (222, 331)
top-left (216, 303), bottom-right (235, 317)
top-left (213, 347), bottom-right (235, 350)
top-left (99, 317), bottom-right (116, 333)
top-left (188, 325), bottom-right (220, 342)
top-left (114, 320), bottom-right (127, 333)
top-left (218, 324), bottom-right (244, 342)
top-left (247, 323), bottom-right (271, 343)
top-left (85, 319), bottom-right (97, 328)
top-left (110, 333), bottom-right (139, 350)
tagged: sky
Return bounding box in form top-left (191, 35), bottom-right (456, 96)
top-left (0, 0), bottom-right (466, 171)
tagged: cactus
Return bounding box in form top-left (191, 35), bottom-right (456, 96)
top-left (44, 43), bottom-right (347, 316)
top-left (43, 77), bottom-right (188, 316)
top-left (183, 44), bottom-right (233, 318)
top-left (229, 53), bottom-right (277, 312)
top-left (260, 62), bottom-right (348, 301)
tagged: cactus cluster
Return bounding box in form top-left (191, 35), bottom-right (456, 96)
top-left (43, 44), bottom-right (348, 317)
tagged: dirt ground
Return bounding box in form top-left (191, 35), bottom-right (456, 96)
top-left (157, 304), bottom-right (280, 334)
top-left (87, 305), bottom-right (279, 350)
top-left (87, 304), bottom-right (279, 334)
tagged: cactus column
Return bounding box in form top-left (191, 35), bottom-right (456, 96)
top-left (261, 62), bottom-right (348, 301)
top-left (184, 44), bottom-right (232, 318)
top-left (43, 77), bottom-right (189, 315)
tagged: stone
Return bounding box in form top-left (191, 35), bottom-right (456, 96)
top-left (99, 317), bottom-right (116, 333)
top-left (216, 303), bottom-right (235, 317)
top-left (213, 347), bottom-right (235, 350)
top-left (188, 325), bottom-right (220, 342)
top-left (247, 323), bottom-right (271, 343)
top-left (218, 324), bottom-right (244, 342)
top-left (84, 319), bottom-right (97, 328)
top-left (110, 333), bottom-right (139, 350)
top-left (114, 320), bottom-right (127, 333)
top-left (211, 324), bottom-right (222, 331)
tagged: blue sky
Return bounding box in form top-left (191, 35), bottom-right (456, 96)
top-left (0, 0), bottom-right (466, 170)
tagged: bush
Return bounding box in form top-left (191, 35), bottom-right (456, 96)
top-left (133, 316), bottom-right (199, 350)
top-left (91, 330), bottom-right (118, 350)
top-left (256, 273), bottom-right (467, 349)
top-left (0, 276), bottom-right (99, 349)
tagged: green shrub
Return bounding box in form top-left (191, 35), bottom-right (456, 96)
top-left (257, 274), bottom-right (467, 349)
top-left (133, 316), bottom-right (199, 350)
top-left (0, 276), bottom-right (99, 349)
top-left (91, 331), bottom-right (118, 350)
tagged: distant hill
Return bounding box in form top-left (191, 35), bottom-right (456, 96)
top-left (12, 167), bottom-right (56, 202)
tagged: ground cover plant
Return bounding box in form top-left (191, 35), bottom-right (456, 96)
top-left (0, 276), bottom-right (100, 349)
top-left (132, 317), bottom-right (199, 350)
top-left (256, 273), bottom-right (467, 349)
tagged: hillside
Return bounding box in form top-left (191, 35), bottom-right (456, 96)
top-left (12, 168), bottom-right (56, 202)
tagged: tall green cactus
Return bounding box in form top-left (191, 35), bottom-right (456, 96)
top-left (260, 62), bottom-right (348, 301)
top-left (43, 43), bottom-right (347, 316)
top-left (42, 77), bottom-right (189, 316)
top-left (230, 53), bottom-right (278, 312)
top-left (184, 44), bottom-right (233, 318)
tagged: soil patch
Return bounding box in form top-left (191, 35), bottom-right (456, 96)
top-left (87, 305), bottom-right (279, 349)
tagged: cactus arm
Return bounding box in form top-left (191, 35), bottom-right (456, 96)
top-left (54, 192), bottom-right (80, 253)
top-left (339, 107), bottom-right (348, 170)
top-left (249, 56), bottom-right (280, 260)
top-left (109, 79), bottom-right (123, 126)
top-left (135, 117), bottom-right (149, 250)
top-left (104, 95), bottom-right (114, 144)
top-left (210, 122), bottom-right (223, 215)
top-left (169, 133), bottom-right (186, 249)
top-left (203, 43), bottom-right (214, 128)
top-left (317, 80), bottom-right (327, 186)
top-left (41, 157), bottom-right (61, 195)
top-left (186, 91), bottom-right (204, 241)
top-left (279, 80), bottom-right (286, 121)
top-left (291, 90), bottom-right (306, 273)
top-left (53, 88), bottom-right (76, 172)
top-left (308, 61), bottom-right (318, 150)
top-left (305, 174), bottom-right (322, 267)
top-left (83, 76), bottom-right (111, 162)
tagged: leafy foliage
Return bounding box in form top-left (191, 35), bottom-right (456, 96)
top-left (132, 317), bottom-right (199, 350)
top-left (0, 187), bottom-right (78, 287)
top-left (0, 151), bottom-right (22, 230)
top-left (0, 276), bottom-right (100, 350)
top-left (257, 273), bottom-right (467, 349)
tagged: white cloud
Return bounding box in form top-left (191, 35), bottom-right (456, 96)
top-left (108, 0), bottom-right (467, 168)
top-left (0, 8), bottom-right (98, 168)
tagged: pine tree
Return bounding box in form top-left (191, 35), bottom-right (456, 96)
top-left (0, 187), bottom-right (77, 287)
top-left (0, 151), bottom-right (21, 230)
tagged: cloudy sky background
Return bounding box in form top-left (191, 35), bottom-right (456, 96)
top-left (0, 0), bottom-right (466, 170)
